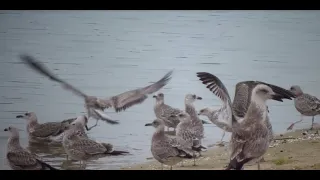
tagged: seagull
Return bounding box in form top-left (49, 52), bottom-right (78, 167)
top-left (226, 84), bottom-right (287, 170)
top-left (4, 126), bottom-right (58, 170)
top-left (16, 112), bottom-right (72, 143)
top-left (62, 125), bottom-right (129, 168)
top-left (153, 93), bottom-right (182, 131)
top-left (19, 54), bottom-right (173, 130)
top-left (287, 85), bottom-right (320, 131)
top-left (145, 118), bottom-right (195, 170)
top-left (195, 72), bottom-right (295, 170)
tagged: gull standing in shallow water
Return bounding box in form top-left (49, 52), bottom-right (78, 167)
top-left (62, 125), bottom-right (129, 168)
top-left (4, 126), bottom-right (58, 170)
top-left (287, 85), bottom-right (320, 131)
top-left (145, 118), bottom-right (195, 170)
top-left (16, 112), bottom-right (72, 143)
top-left (196, 72), bottom-right (295, 169)
top-left (50, 115), bottom-right (89, 145)
top-left (19, 54), bottom-right (173, 130)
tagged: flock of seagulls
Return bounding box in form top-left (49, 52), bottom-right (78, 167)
top-left (3, 53), bottom-right (320, 170)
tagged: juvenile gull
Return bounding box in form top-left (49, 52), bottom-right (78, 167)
top-left (4, 126), bottom-right (58, 170)
top-left (184, 94), bottom-right (206, 156)
top-left (62, 125), bottom-right (129, 167)
top-left (287, 85), bottom-right (320, 130)
top-left (50, 115), bottom-right (89, 145)
top-left (16, 112), bottom-right (71, 143)
top-left (196, 72), bottom-right (295, 169)
top-left (198, 107), bottom-right (232, 142)
top-left (145, 118), bottom-right (194, 170)
top-left (226, 84), bottom-right (285, 170)
top-left (153, 93), bottom-right (181, 131)
top-left (171, 112), bottom-right (206, 167)
top-left (19, 54), bottom-right (173, 130)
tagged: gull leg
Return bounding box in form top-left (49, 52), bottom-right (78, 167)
top-left (180, 161), bottom-right (184, 167)
top-left (220, 131), bottom-right (226, 142)
top-left (170, 166), bottom-right (172, 170)
top-left (161, 163), bottom-right (163, 170)
top-left (310, 116), bottom-right (315, 130)
top-left (87, 119), bottom-right (99, 131)
top-left (257, 162), bottom-right (261, 170)
top-left (193, 152), bottom-right (197, 166)
top-left (287, 115), bottom-right (303, 130)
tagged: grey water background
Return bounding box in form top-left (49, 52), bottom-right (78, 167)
top-left (0, 10), bottom-right (320, 170)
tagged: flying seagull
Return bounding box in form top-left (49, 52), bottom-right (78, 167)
top-left (19, 54), bottom-right (173, 130)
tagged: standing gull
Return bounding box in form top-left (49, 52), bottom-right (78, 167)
top-left (171, 112), bottom-right (206, 167)
top-left (153, 93), bottom-right (182, 131)
top-left (226, 84), bottom-right (286, 170)
top-left (16, 112), bottom-right (72, 143)
top-left (196, 72), bottom-right (295, 169)
top-left (62, 125), bottom-right (129, 168)
top-left (4, 126), bottom-right (58, 170)
top-left (50, 115), bottom-right (89, 145)
top-left (287, 85), bottom-right (320, 130)
top-left (184, 94), bottom-right (206, 155)
top-left (145, 118), bottom-right (194, 170)
top-left (19, 54), bottom-right (173, 130)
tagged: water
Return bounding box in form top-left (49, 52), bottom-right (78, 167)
top-left (0, 10), bottom-right (320, 170)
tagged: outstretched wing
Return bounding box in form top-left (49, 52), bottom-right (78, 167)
top-left (196, 72), bottom-right (232, 106)
top-left (19, 54), bottom-right (88, 99)
top-left (101, 70), bottom-right (173, 112)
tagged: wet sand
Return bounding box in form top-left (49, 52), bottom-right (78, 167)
top-left (122, 128), bottom-right (320, 170)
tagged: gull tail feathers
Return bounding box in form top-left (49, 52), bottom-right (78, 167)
top-left (105, 150), bottom-right (130, 155)
top-left (192, 145), bottom-right (207, 152)
top-left (225, 157), bottom-right (253, 170)
top-left (36, 159), bottom-right (59, 170)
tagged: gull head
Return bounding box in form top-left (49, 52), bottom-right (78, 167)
top-left (145, 118), bottom-right (165, 128)
top-left (153, 92), bottom-right (164, 101)
top-left (253, 84), bottom-right (285, 102)
top-left (185, 94), bottom-right (202, 104)
top-left (16, 112), bottom-right (37, 122)
top-left (289, 85), bottom-right (303, 97)
top-left (171, 111), bottom-right (191, 122)
top-left (4, 126), bottom-right (23, 137)
top-left (198, 107), bottom-right (212, 117)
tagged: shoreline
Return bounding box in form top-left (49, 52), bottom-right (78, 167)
top-left (121, 128), bottom-right (320, 170)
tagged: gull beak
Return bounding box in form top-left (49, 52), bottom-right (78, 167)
top-left (4, 128), bottom-right (8, 131)
top-left (196, 96), bottom-right (202, 100)
top-left (16, 115), bottom-right (24, 118)
top-left (145, 123), bottom-right (152, 126)
top-left (152, 95), bottom-right (157, 98)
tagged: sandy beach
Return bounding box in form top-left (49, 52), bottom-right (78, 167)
top-left (122, 128), bottom-right (320, 170)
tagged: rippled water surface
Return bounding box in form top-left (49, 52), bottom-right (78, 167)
top-left (1, 10), bottom-right (320, 170)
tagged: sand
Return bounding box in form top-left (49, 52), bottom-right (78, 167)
top-left (122, 128), bottom-right (320, 170)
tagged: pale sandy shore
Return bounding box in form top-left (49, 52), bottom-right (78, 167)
top-left (122, 128), bottom-right (320, 170)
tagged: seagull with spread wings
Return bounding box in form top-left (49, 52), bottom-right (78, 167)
top-left (195, 72), bottom-right (295, 169)
top-left (19, 54), bottom-right (173, 130)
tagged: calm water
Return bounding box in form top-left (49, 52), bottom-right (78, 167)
top-left (0, 10), bottom-right (320, 170)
